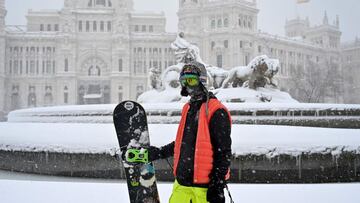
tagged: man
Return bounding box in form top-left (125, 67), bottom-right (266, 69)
top-left (127, 62), bottom-right (232, 203)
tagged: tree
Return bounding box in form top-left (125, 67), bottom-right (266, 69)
top-left (290, 58), bottom-right (342, 103)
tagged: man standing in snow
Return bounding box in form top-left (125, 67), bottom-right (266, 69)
top-left (147, 61), bottom-right (232, 203)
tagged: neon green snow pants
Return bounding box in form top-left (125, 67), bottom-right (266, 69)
top-left (169, 180), bottom-right (209, 203)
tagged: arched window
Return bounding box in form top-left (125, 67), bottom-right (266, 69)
top-left (88, 66), bottom-right (101, 76)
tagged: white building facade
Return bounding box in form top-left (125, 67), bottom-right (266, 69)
top-left (0, 0), bottom-right (359, 119)
top-left (177, 0), bottom-right (344, 103)
top-left (0, 0), bottom-right (177, 118)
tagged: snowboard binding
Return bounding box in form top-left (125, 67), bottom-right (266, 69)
top-left (125, 149), bottom-right (149, 163)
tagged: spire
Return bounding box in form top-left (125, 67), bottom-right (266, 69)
top-left (323, 11), bottom-right (329, 25)
top-left (336, 15), bottom-right (340, 28)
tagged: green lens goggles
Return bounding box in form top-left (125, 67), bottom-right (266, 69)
top-left (180, 74), bottom-right (200, 87)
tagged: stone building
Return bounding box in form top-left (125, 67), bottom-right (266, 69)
top-left (0, 0), bottom-right (177, 118)
top-left (0, 0), bottom-right (359, 120)
top-left (178, 0), bottom-right (344, 103)
top-left (342, 38), bottom-right (360, 104)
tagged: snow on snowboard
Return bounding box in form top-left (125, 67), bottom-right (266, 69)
top-left (113, 101), bottom-right (160, 203)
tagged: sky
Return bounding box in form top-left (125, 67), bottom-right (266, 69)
top-left (4, 0), bottom-right (360, 42)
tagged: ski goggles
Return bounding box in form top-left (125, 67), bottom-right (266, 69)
top-left (179, 74), bottom-right (200, 87)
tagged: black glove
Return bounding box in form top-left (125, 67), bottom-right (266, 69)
top-left (207, 179), bottom-right (226, 203)
top-left (147, 146), bottom-right (162, 162)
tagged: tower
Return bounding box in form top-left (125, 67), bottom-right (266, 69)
top-left (178, 0), bottom-right (203, 39)
top-left (285, 16), bottom-right (309, 39)
top-left (304, 11), bottom-right (341, 50)
top-left (0, 0), bottom-right (6, 119)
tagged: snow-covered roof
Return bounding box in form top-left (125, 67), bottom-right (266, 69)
top-left (257, 32), bottom-right (322, 50)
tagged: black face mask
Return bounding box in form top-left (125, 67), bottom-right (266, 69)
top-left (181, 83), bottom-right (206, 102)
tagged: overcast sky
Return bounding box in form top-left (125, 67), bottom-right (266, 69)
top-left (4, 0), bottom-right (360, 42)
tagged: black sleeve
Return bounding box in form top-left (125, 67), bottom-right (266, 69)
top-left (148, 141), bottom-right (175, 161)
top-left (209, 108), bottom-right (232, 185)
top-left (159, 141), bottom-right (175, 159)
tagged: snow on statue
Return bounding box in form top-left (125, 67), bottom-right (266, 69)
top-left (138, 33), bottom-right (297, 104)
top-left (221, 55), bottom-right (280, 89)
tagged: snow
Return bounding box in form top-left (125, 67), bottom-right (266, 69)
top-left (1, 123), bottom-right (360, 156)
top-left (0, 170), bottom-right (359, 203)
top-left (7, 102), bottom-right (360, 124)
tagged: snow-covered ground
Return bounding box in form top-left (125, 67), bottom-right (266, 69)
top-left (1, 123), bottom-right (360, 156)
top-left (0, 170), bottom-right (359, 203)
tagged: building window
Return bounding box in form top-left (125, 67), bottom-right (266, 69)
top-left (100, 21), bottom-right (105, 32)
top-left (93, 21), bottom-right (97, 32)
top-left (107, 21), bottom-right (112, 32)
top-left (224, 18), bottom-right (229, 27)
top-left (54, 24), bottom-right (59, 31)
top-left (28, 86), bottom-right (37, 107)
top-left (245, 54), bottom-right (249, 65)
top-left (217, 55), bottom-right (223, 67)
top-left (211, 19), bottom-right (216, 29)
top-left (64, 86), bottom-right (69, 104)
top-left (78, 20), bottom-right (82, 32)
top-left (217, 19), bottom-right (222, 28)
top-left (47, 24), bottom-right (51, 31)
top-left (119, 58), bottom-right (123, 72)
top-left (136, 85), bottom-right (144, 99)
top-left (9, 60), bottom-right (12, 74)
top-left (142, 25), bottom-right (146, 32)
top-left (118, 86), bottom-right (123, 102)
top-left (86, 21), bottom-right (90, 32)
top-left (211, 41), bottom-right (215, 49)
top-left (135, 25), bottom-right (139, 32)
top-left (40, 24), bottom-right (44, 31)
top-left (258, 45), bottom-right (262, 53)
top-left (224, 40), bottom-right (229, 48)
top-left (149, 25), bottom-right (154, 32)
top-left (65, 58), bottom-right (69, 72)
top-left (240, 41), bottom-right (243, 48)
top-left (96, 0), bottom-right (106, 6)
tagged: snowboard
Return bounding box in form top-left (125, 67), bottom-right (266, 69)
top-left (113, 101), bottom-right (160, 203)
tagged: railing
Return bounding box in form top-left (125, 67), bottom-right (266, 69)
top-left (8, 103), bottom-right (360, 128)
